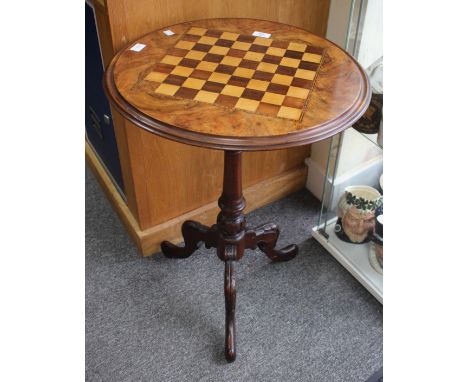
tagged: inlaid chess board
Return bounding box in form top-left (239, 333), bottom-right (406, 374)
top-left (143, 27), bottom-right (325, 122)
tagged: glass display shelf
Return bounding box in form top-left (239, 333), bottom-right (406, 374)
top-left (312, 217), bottom-right (382, 303)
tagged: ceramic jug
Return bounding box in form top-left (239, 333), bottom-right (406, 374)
top-left (335, 185), bottom-right (383, 244)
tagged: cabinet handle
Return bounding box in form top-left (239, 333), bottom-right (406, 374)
top-left (103, 114), bottom-right (111, 125)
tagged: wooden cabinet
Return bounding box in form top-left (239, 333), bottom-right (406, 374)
top-left (86, 0), bottom-right (331, 256)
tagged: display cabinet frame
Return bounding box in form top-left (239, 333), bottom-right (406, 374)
top-left (312, 131), bottom-right (382, 303)
top-left (311, 0), bottom-right (383, 303)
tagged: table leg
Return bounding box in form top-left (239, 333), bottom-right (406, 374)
top-left (245, 223), bottom-right (298, 261)
top-left (161, 150), bottom-right (298, 362)
top-left (215, 151), bottom-right (245, 362)
top-left (161, 220), bottom-right (217, 258)
top-left (223, 247), bottom-right (237, 362)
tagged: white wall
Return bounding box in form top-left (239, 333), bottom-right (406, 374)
top-left (357, 0), bottom-right (383, 69)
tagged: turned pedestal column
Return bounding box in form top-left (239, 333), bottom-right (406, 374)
top-left (161, 151), bottom-right (297, 361)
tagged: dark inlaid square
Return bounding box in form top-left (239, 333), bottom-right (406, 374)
top-left (257, 102), bottom-right (281, 117)
top-left (237, 35), bottom-right (255, 43)
top-left (228, 76), bottom-right (250, 87)
top-left (202, 81), bottom-right (225, 93)
top-left (215, 38), bottom-right (235, 48)
top-left (179, 58), bottom-right (200, 68)
top-left (164, 74), bottom-right (186, 86)
top-left (241, 88), bottom-right (264, 101)
top-left (227, 48), bottom-right (246, 58)
top-left (215, 64), bottom-right (237, 74)
top-left (191, 69), bottom-right (212, 80)
top-left (239, 59), bottom-right (259, 70)
top-left (267, 83), bottom-right (289, 95)
top-left (270, 40), bottom-right (289, 49)
top-left (282, 96), bottom-right (305, 109)
top-left (262, 54), bottom-right (282, 65)
top-left (184, 34), bottom-right (201, 42)
top-left (252, 70), bottom-right (274, 82)
top-left (205, 30), bottom-right (223, 38)
top-left (204, 53), bottom-right (224, 63)
top-left (215, 94), bottom-right (239, 108)
top-left (250, 44), bottom-right (268, 53)
top-left (305, 45), bottom-right (324, 54)
top-left (153, 63), bottom-right (175, 74)
top-left (284, 50), bottom-right (304, 59)
top-left (291, 77), bottom-right (314, 89)
top-left (276, 65), bottom-right (297, 76)
top-left (167, 47), bottom-right (188, 57)
top-left (193, 43), bottom-right (211, 52)
top-left (175, 87), bottom-right (198, 99)
top-left (298, 61), bottom-right (320, 71)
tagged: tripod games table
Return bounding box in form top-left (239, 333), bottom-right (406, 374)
top-left (104, 18), bottom-right (370, 362)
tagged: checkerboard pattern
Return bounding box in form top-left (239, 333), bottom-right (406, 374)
top-left (144, 27), bottom-right (324, 121)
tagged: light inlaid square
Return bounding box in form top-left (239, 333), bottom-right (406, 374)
top-left (261, 92), bottom-right (285, 106)
top-left (198, 36), bottom-right (218, 45)
top-left (244, 51), bottom-right (265, 62)
top-left (233, 67), bottom-right (255, 78)
top-left (280, 57), bottom-right (301, 68)
top-left (221, 84), bottom-right (244, 97)
top-left (271, 73), bottom-right (293, 86)
top-left (145, 72), bottom-right (168, 83)
top-left (185, 50), bottom-right (206, 60)
top-left (182, 77), bottom-right (206, 89)
top-left (247, 79), bottom-right (269, 91)
top-left (221, 31), bottom-right (240, 41)
top-left (256, 62), bottom-right (278, 73)
top-left (196, 61), bottom-right (218, 72)
top-left (287, 86), bottom-right (310, 99)
top-left (155, 83), bottom-right (179, 96)
top-left (161, 55), bottom-right (183, 66)
top-left (208, 72), bottom-right (231, 84)
top-left (175, 40), bottom-right (196, 50)
top-left (277, 106), bottom-right (302, 120)
top-left (221, 56), bottom-right (242, 66)
top-left (188, 27), bottom-right (207, 36)
top-left (209, 45), bottom-right (230, 55)
top-left (302, 53), bottom-right (322, 63)
top-left (266, 47), bottom-right (286, 57)
top-left (171, 66), bottom-right (194, 77)
top-left (288, 42), bottom-right (307, 52)
top-left (194, 90), bottom-right (219, 104)
top-left (232, 41), bottom-right (252, 51)
top-left (254, 37), bottom-right (273, 46)
top-left (235, 98), bottom-right (260, 112)
top-left (295, 69), bottom-right (316, 80)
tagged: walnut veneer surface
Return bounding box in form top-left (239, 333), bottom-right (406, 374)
top-left (106, 18), bottom-right (370, 151)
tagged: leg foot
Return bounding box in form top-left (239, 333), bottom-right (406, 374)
top-left (224, 247), bottom-right (237, 362)
top-left (161, 220), bottom-right (217, 258)
top-left (246, 223), bottom-right (298, 262)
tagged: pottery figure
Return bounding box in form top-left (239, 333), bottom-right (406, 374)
top-left (335, 186), bottom-right (383, 244)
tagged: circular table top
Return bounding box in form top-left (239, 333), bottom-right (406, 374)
top-left (105, 18), bottom-right (370, 151)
